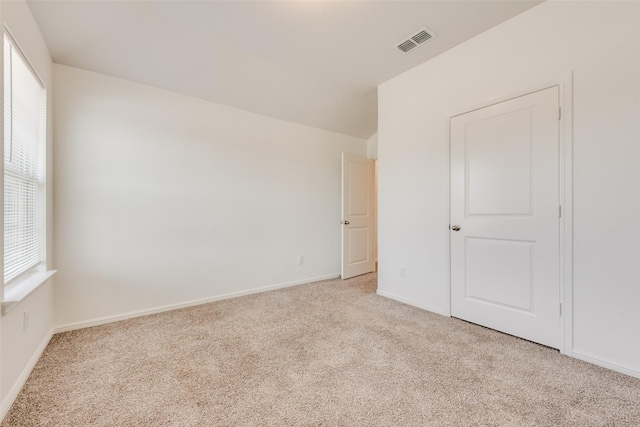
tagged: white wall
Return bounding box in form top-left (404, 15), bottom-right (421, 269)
top-left (53, 64), bottom-right (366, 328)
top-left (378, 1), bottom-right (640, 376)
top-left (367, 133), bottom-right (378, 160)
top-left (0, 0), bottom-right (55, 417)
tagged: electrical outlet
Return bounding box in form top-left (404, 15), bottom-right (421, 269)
top-left (23, 310), bottom-right (29, 332)
top-left (297, 256), bottom-right (304, 265)
top-left (400, 266), bottom-right (407, 278)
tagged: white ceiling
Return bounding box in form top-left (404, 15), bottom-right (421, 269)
top-left (27, 0), bottom-right (541, 139)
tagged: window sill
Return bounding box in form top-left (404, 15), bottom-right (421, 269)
top-left (2, 270), bottom-right (57, 315)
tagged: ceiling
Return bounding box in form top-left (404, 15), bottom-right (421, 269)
top-left (27, 1), bottom-right (542, 139)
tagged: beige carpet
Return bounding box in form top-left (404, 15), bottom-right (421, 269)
top-left (3, 273), bottom-right (640, 426)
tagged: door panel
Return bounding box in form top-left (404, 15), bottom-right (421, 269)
top-left (349, 162), bottom-right (369, 215)
top-left (342, 153), bottom-right (374, 279)
top-left (466, 110), bottom-right (533, 215)
top-left (465, 237), bottom-right (534, 312)
top-left (451, 87), bottom-right (560, 348)
top-left (348, 228), bottom-right (369, 263)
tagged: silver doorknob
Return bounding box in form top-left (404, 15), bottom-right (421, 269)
top-left (451, 224), bottom-right (461, 231)
top-left (341, 220), bottom-right (350, 225)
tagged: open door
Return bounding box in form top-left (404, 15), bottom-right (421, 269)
top-left (341, 153), bottom-right (374, 279)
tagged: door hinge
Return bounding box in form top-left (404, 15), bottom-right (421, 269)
top-left (559, 205), bottom-right (562, 218)
top-left (558, 107), bottom-right (561, 120)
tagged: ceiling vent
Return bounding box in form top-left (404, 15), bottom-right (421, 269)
top-left (395, 27), bottom-right (436, 54)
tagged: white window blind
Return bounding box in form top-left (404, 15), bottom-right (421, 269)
top-left (3, 33), bottom-right (47, 286)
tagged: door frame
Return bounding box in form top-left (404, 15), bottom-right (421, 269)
top-left (445, 73), bottom-right (574, 355)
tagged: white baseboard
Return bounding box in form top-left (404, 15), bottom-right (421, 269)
top-left (55, 273), bottom-right (340, 334)
top-left (0, 329), bottom-right (54, 422)
top-left (376, 289), bottom-right (448, 316)
top-left (570, 349), bottom-right (640, 379)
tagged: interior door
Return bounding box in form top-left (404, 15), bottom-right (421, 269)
top-left (450, 87), bottom-right (560, 348)
top-left (341, 153), bottom-right (374, 279)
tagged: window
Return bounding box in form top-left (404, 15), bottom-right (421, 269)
top-left (3, 32), bottom-right (47, 289)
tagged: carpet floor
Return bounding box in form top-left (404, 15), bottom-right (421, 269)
top-left (3, 273), bottom-right (640, 426)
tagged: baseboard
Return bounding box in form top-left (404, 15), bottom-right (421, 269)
top-left (0, 329), bottom-right (54, 422)
top-left (376, 289), bottom-right (448, 316)
top-left (55, 273), bottom-right (340, 334)
top-left (570, 349), bottom-right (640, 379)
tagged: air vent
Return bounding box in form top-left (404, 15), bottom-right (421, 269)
top-left (395, 27), bottom-right (436, 54)
top-left (397, 39), bottom-right (417, 53)
top-left (411, 30), bottom-right (432, 45)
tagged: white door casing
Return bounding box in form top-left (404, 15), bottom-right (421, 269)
top-left (341, 153), bottom-right (375, 279)
top-left (450, 87), bottom-right (560, 349)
